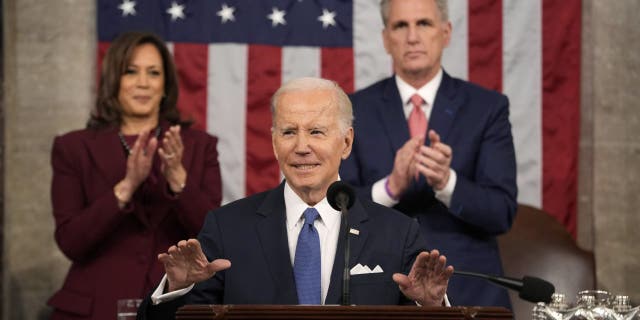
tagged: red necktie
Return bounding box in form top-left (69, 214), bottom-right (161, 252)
top-left (408, 94), bottom-right (427, 138)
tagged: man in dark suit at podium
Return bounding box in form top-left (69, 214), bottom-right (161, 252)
top-left (138, 77), bottom-right (453, 319)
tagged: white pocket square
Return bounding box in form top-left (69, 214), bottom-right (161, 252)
top-left (350, 263), bottom-right (384, 275)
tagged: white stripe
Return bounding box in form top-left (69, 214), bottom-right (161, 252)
top-left (353, 0), bottom-right (392, 90)
top-left (166, 42), bottom-right (174, 54)
top-left (441, 0), bottom-right (468, 80)
top-left (503, 0), bottom-right (542, 207)
top-left (282, 47), bottom-right (321, 84)
top-left (207, 43), bottom-right (248, 204)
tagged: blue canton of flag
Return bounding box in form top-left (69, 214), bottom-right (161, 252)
top-left (98, 0), bottom-right (353, 46)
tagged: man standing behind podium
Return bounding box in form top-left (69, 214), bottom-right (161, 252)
top-left (340, 0), bottom-right (517, 309)
top-left (137, 77), bottom-right (453, 319)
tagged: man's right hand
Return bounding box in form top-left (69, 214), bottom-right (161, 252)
top-left (158, 239), bottom-right (231, 292)
top-left (387, 137), bottom-right (423, 197)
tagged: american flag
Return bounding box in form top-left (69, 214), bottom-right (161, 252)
top-left (97, 0), bottom-right (581, 236)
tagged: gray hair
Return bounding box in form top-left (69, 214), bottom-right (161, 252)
top-left (270, 77), bottom-right (353, 135)
top-left (380, 0), bottom-right (449, 26)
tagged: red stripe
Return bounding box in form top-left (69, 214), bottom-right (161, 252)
top-left (321, 47), bottom-right (355, 94)
top-left (468, 0), bottom-right (503, 91)
top-left (245, 45), bottom-right (282, 196)
top-left (173, 43), bottom-right (208, 131)
top-left (542, 0), bottom-right (581, 237)
top-left (96, 42), bottom-right (111, 87)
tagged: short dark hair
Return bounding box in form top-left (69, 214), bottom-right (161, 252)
top-left (87, 31), bottom-right (190, 129)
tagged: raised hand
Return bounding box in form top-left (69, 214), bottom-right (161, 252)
top-left (415, 130), bottom-right (452, 190)
top-left (114, 130), bottom-right (158, 208)
top-left (158, 125), bottom-right (187, 193)
top-left (393, 250), bottom-right (453, 306)
top-left (158, 238), bottom-right (231, 292)
top-left (387, 137), bottom-right (424, 198)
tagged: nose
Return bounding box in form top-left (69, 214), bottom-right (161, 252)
top-left (407, 25), bottom-right (419, 43)
top-left (136, 73), bottom-right (150, 87)
top-left (294, 132), bottom-right (312, 155)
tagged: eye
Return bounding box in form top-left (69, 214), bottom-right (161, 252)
top-left (391, 21), bottom-right (408, 31)
top-left (417, 19), bottom-right (432, 27)
top-left (310, 129), bottom-right (325, 136)
top-left (149, 69), bottom-right (162, 77)
top-left (282, 129), bottom-right (295, 136)
top-left (124, 68), bottom-right (137, 75)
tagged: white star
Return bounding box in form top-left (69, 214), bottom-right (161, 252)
top-left (166, 1), bottom-right (186, 21)
top-left (267, 7), bottom-right (286, 27)
top-left (318, 9), bottom-right (336, 28)
top-left (118, 0), bottom-right (136, 17)
top-left (217, 4), bottom-right (236, 23)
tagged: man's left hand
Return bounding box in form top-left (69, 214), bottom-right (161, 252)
top-left (415, 130), bottom-right (452, 190)
top-left (393, 250), bottom-right (453, 306)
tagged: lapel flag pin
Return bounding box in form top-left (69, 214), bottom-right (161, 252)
top-left (349, 228), bottom-right (360, 235)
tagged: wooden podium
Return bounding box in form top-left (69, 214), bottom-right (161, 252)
top-left (175, 305), bottom-right (513, 320)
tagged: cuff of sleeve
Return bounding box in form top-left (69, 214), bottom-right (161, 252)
top-left (434, 169), bottom-right (456, 208)
top-left (414, 294), bottom-right (451, 307)
top-left (372, 177), bottom-right (399, 207)
top-left (151, 274), bottom-right (195, 305)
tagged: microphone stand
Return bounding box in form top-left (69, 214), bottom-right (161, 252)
top-left (338, 194), bottom-right (350, 306)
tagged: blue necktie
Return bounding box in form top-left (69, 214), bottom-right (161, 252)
top-left (293, 207), bottom-right (321, 304)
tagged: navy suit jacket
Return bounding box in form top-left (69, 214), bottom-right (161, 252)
top-left (340, 72), bottom-right (517, 308)
top-left (140, 182), bottom-right (426, 319)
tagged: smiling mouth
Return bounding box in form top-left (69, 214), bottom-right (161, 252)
top-left (292, 164), bottom-right (320, 171)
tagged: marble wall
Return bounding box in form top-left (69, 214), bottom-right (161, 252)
top-left (582, 0), bottom-right (640, 299)
top-left (2, 0), bottom-right (639, 319)
top-left (3, 0), bottom-right (93, 318)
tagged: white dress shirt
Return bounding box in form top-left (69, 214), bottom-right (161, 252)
top-left (371, 69), bottom-right (457, 208)
top-left (284, 182), bottom-right (341, 305)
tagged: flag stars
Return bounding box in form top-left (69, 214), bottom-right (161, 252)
top-left (118, 0), bottom-right (136, 17)
top-left (166, 1), bottom-right (186, 21)
top-left (318, 9), bottom-right (336, 28)
top-left (267, 7), bottom-right (286, 27)
top-left (217, 4), bottom-right (236, 24)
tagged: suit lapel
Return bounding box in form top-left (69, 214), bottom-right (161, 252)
top-left (325, 200), bottom-right (369, 304)
top-left (255, 183), bottom-right (298, 304)
top-left (86, 126), bottom-right (127, 187)
top-left (378, 77), bottom-right (410, 152)
top-left (428, 71), bottom-right (463, 145)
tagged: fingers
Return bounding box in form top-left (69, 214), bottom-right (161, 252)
top-left (209, 259), bottom-right (232, 273)
top-left (428, 130), bottom-right (440, 144)
top-left (392, 273), bottom-right (411, 290)
top-left (144, 135), bottom-right (159, 158)
top-left (413, 132), bottom-right (452, 189)
top-left (423, 250), bottom-right (454, 279)
top-left (159, 125), bottom-right (183, 162)
top-left (390, 137), bottom-right (425, 193)
top-left (161, 239), bottom-right (200, 264)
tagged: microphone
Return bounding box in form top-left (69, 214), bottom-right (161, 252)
top-left (326, 181), bottom-right (356, 306)
top-left (453, 270), bottom-right (555, 303)
top-left (327, 181), bottom-right (356, 211)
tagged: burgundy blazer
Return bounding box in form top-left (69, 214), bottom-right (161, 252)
top-left (47, 123), bottom-right (221, 320)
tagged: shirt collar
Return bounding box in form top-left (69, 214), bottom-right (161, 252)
top-left (395, 68), bottom-right (443, 107)
top-left (284, 181), bottom-right (341, 231)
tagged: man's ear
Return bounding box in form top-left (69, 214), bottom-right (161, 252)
top-left (382, 28), bottom-right (391, 54)
top-left (341, 127), bottom-right (354, 160)
top-left (271, 130), bottom-right (279, 161)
